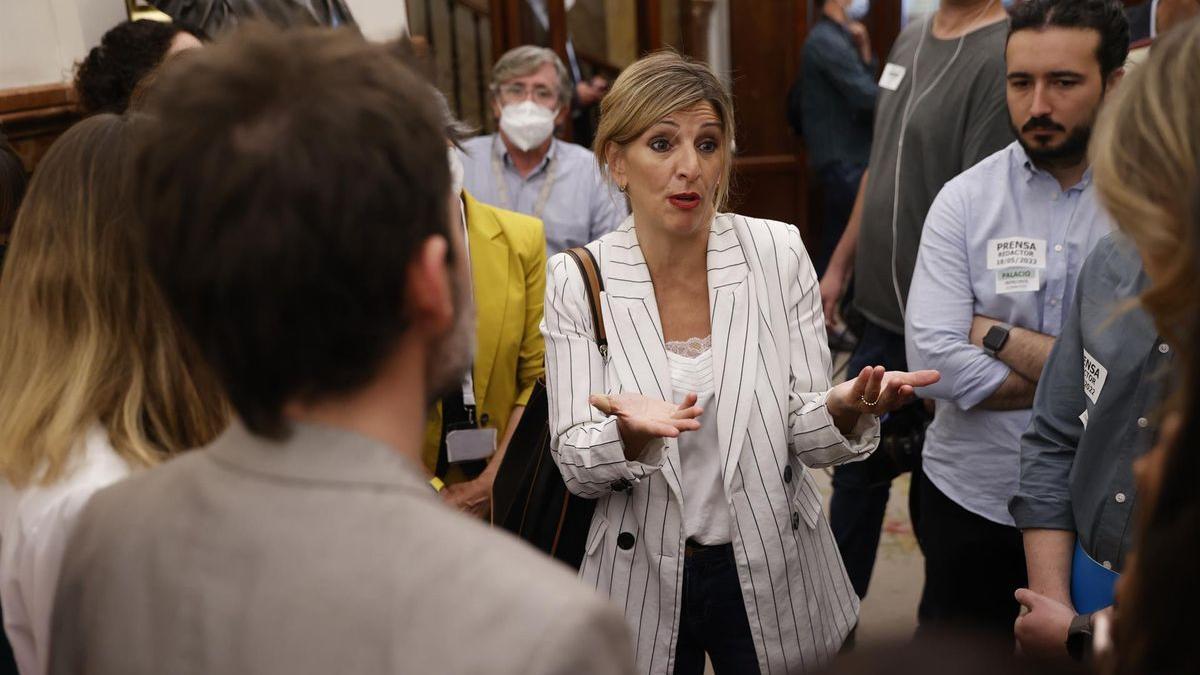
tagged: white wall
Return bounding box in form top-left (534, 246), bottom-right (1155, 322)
top-left (0, 0), bottom-right (408, 90)
top-left (344, 0), bottom-right (408, 42)
top-left (0, 0), bottom-right (127, 88)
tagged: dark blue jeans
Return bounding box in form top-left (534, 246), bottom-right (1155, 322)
top-left (813, 161), bottom-right (866, 278)
top-left (673, 543), bottom-right (761, 675)
top-left (829, 320), bottom-right (924, 600)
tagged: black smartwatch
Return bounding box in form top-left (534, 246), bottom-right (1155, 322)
top-left (982, 323), bottom-right (1012, 357)
top-left (1065, 612), bottom-right (1094, 662)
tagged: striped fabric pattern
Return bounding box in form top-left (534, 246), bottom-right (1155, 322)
top-left (541, 214), bottom-right (881, 674)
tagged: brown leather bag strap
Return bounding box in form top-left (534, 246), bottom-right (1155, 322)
top-left (565, 246), bottom-right (607, 359)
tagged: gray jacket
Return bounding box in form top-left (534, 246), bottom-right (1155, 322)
top-left (49, 421), bottom-right (635, 674)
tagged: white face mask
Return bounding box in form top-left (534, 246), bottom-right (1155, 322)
top-left (499, 100), bottom-right (556, 152)
top-left (847, 0), bottom-right (869, 20)
top-left (447, 146), bottom-right (465, 196)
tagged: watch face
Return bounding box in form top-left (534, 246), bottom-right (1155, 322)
top-left (984, 325), bottom-right (1009, 352)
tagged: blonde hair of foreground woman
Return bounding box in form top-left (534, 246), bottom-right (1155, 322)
top-left (592, 49), bottom-right (735, 213)
top-left (1091, 16), bottom-right (1200, 350)
top-left (0, 114), bottom-right (227, 488)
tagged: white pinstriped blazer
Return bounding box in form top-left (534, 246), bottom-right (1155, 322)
top-left (541, 214), bottom-right (882, 674)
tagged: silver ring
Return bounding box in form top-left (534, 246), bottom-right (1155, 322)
top-left (860, 394), bottom-right (880, 407)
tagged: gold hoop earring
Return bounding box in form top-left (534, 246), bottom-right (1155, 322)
top-left (618, 183), bottom-right (628, 193)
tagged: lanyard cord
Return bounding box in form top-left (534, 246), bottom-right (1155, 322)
top-left (491, 135), bottom-right (560, 221)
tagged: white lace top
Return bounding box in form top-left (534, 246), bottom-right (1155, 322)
top-left (664, 336), bottom-right (731, 545)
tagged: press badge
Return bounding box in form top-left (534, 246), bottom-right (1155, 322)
top-left (988, 237), bottom-right (1046, 294)
top-left (879, 63), bottom-right (906, 91)
top-left (446, 428), bottom-right (497, 463)
top-left (1082, 350), bottom-right (1108, 404)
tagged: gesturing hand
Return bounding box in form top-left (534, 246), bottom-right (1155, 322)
top-left (590, 392), bottom-right (704, 461)
top-left (827, 366), bottom-right (941, 433)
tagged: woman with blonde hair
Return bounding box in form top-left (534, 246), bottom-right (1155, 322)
top-left (0, 114), bottom-right (227, 675)
top-left (1089, 16), bottom-right (1200, 675)
top-left (542, 50), bottom-right (938, 674)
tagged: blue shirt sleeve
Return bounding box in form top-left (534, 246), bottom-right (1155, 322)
top-left (1009, 247), bottom-right (1098, 531)
top-left (905, 182), bottom-right (1012, 410)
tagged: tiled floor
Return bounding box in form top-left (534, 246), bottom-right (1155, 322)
top-left (810, 469), bottom-right (923, 647)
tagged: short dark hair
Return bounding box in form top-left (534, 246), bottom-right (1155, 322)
top-left (135, 26), bottom-right (451, 438)
top-left (1008, 0), bottom-right (1130, 80)
top-left (74, 20), bottom-right (191, 115)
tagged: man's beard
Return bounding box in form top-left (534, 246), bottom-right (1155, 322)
top-left (1013, 114), bottom-right (1093, 168)
top-left (425, 264), bottom-right (476, 405)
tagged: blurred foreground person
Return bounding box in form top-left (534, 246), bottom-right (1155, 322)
top-left (47, 27), bottom-right (633, 675)
top-left (0, 115), bottom-right (227, 675)
top-left (1090, 17), bottom-right (1200, 674)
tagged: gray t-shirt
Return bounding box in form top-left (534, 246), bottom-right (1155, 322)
top-left (854, 18), bottom-right (1014, 333)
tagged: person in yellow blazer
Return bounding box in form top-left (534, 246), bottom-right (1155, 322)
top-left (423, 185), bottom-right (547, 518)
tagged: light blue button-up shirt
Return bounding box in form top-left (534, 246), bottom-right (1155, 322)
top-left (905, 141), bottom-right (1113, 526)
top-left (458, 134), bottom-right (627, 256)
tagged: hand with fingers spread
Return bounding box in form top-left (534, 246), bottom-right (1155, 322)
top-left (590, 392), bottom-right (705, 461)
top-left (826, 365), bottom-right (941, 434)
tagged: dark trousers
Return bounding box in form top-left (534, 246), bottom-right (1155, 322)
top-left (916, 473), bottom-right (1028, 637)
top-left (673, 543), bottom-right (761, 675)
top-left (829, 319), bottom-right (923, 600)
top-left (813, 161), bottom-right (866, 277)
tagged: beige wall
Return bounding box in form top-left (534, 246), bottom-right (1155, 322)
top-left (0, 0), bottom-right (407, 89)
top-left (345, 0), bottom-right (409, 42)
top-left (0, 0), bottom-right (127, 88)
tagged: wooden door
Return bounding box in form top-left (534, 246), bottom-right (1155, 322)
top-left (726, 0), bottom-right (812, 245)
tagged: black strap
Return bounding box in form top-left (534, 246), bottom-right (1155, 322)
top-left (565, 246), bottom-right (606, 355)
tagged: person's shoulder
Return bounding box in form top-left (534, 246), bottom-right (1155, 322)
top-left (721, 213), bottom-right (806, 266)
top-left (410, 504), bottom-right (630, 640)
top-left (723, 212), bottom-right (795, 244)
top-left (459, 134), bottom-right (494, 159)
top-left (78, 449), bottom-right (210, 528)
top-left (469, 194), bottom-right (546, 252)
top-left (1083, 232), bottom-right (1141, 283)
top-left (4, 427), bottom-right (134, 537)
top-left (804, 19), bottom-right (843, 47)
top-left (943, 141), bottom-right (1017, 193)
top-left (971, 17), bottom-right (1013, 56)
top-left (554, 139), bottom-right (597, 163)
top-left (889, 18), bottom-right (927, 54)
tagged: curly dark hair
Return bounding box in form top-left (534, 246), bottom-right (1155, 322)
top-left (1008, 0), bottom-right (1130, 82)
top-left (74, 20), bottom-right (192, 115)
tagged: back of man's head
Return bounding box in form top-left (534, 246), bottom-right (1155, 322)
top-left (1009, 0), bottom-right (1130, 80)
top-left (135, 26), bottom-right (451, 438)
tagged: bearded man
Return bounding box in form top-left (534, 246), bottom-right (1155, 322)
top-left (903, 0), bottom-right (1128, 636)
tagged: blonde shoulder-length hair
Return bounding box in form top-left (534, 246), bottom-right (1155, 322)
top-left (1091, 17), bottom-right (1200, 348)
top-left (593, 50), bottom-right (735, 212)
top-left (0, 114), bottom-right (227, 488)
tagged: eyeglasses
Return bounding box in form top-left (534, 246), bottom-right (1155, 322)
top-left (497, 83), bottom-right (558, 106)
